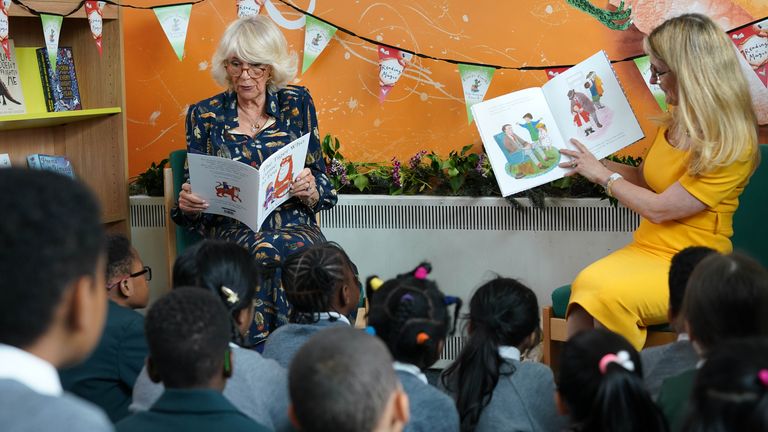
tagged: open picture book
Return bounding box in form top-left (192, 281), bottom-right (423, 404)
top-left (471, 50), bottom-right (644, 197)
top-left (188, 133), bottom-right (310, 232)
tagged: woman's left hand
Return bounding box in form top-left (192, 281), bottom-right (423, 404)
top-left (559, 138), bottom-right (612, 185)
top-left (291, 168), bottom-right (319, 202)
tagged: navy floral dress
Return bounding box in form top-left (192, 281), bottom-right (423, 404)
top-left (172, 85), bottom-right (337, 346)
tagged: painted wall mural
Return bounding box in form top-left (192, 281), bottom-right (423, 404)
top-left (124, 0), bottom-right (767, 176)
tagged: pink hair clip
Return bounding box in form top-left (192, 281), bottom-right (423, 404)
top-left (758, 369), bottom-right (768, 387)
top-left (599, 350), bottom-right (635, 375)
top-left (414, 266), bottom-right (429, 280)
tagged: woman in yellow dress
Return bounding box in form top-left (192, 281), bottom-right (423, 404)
top-left (558, 13), bottom-right (760, 349)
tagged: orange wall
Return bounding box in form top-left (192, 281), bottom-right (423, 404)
top-left (124, 0), bottom-right (767, 177)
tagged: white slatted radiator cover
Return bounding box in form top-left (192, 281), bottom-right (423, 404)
top-left (129, 196), bottom-right (171, 306)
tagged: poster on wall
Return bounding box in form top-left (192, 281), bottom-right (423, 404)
top-left (729, 19), bottom-right (768, 87)
top-left (153, 4), bottom-right (192, 61)
top-left (237, 0), bottom-right (265, 18)
top-left (458, 64), bottom-right (494, 124)
top-left (40, 14), bottom-right (63, 67)
top-left (302, 15), bottom-right (336, 74)
top-left (85, 1), bottom-right (105, 56)
top-left (0, 0), bottom-right (11, 60)
top-left (378, 45), bottom-right (412, 102)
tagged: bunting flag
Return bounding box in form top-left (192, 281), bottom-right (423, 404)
top-left (633, 55), bottom-right (668, 112)
top-left (40, 14), bottom-right (63, 67)
top-left (0, 0), bottom-right (10, 60)
top-left (153, 4), bottom-right (192, 61)
top-left (301, 15), bottom-right (336, 74)
top-left (85, 1), bottom-right (105, 56)
top-left (458, 64), bottom-right (494, 124)
top-left (378, 45), bottom-right (412, 102)
top-left (237, 0), bottom-right (264, 18)
top-left (729, 19), bottom-right (768, 87)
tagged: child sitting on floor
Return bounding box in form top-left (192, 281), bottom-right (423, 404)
top-left (117, 288), bottom-right (269, 432)
top-left (289, 326), bottom-right (410, 432)
top-left (262, 242), bottom-right (360, 368)
top-left (367, 263), bottom-right (462, 432)
top-left (440, 277), bottom-right (566, 432)
top-left (131, 240), bottom-right (291, 431)
top-left (557, 329), bottom-right (668, 432)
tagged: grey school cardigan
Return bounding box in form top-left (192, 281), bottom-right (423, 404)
top-left (442, 360), bottom-right (567, 432)
top-left (0, 379), bottom-right (113, 432)
top-left (640, 339), bottom-right (699, 400)
top-left (130, 345), bottom-right (291, 432)
top-left (397, 370), bottom-right (460, 432)
top-left (262, 318), bottom-right (349, 369)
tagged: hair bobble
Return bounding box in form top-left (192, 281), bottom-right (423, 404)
top-left (599, 350), bottom-right (635, 374)
top-left (414, 265), bottom-right (430, 280)
top-left (220, 286), bottom-right (239, 305)
top-left (400, 293), bottom-right (414, 302)
top-left (365, 326), bottom-right (376, 336)
top-left (416, 332), bottom-right (430, 345)
top-left (758, 369), bottom-right (768, 387)
top-left (444, 296), bottom-right (459, 306)
top-left (369, 277), bottom-right (384, 292)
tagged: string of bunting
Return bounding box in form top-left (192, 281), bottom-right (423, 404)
top-left (2, 0), bottom-right (765, 122)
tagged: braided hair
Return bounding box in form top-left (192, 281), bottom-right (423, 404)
top-left (367, 263), bottom-right (462, 371)
top-left (172, 240), bottom-right (258, 347)
top-left (440, 277), bottom-right (539, 432)
top-left (282, 242), bottom-right (360, 324)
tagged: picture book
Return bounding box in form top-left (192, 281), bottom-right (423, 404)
top-left (0, 153), bottom-right (11, 168)
top-left (471, 50), bottom-right (644, 197)
top-left (728, 18), bottom-right (768, 87)
top-left (188, 133), bottom-right (311, 232)
top-left (27, 153), bottom-right (76, 178)
top-left (0, 40), bottom-right (26, 115)
top-left (36, 46), bottom-right (82, 112)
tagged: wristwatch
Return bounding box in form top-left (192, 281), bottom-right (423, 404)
top-left (604, 172), bottom-right (623, 197)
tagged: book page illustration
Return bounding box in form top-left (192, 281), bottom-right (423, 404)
top-left (256, 133), bottom-right (310, 227)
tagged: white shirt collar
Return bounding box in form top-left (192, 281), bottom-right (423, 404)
top-left (498, 346), bottom-right (521, 362)
top-left (677, 333), bottom-right (690, 342)
top-left (314, 312), bottom-right (351, 326)
top-left (393, 361), bottom-right (428, 385)
top-left (0, 344), bottom-right (62, 396)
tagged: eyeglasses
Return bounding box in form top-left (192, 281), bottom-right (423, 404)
top-left (129, 266), bottom-right (152, 282)
top-left (225, 59), bottom-right (268, 79)
top-left (650, 66), bottom-right (671, 82)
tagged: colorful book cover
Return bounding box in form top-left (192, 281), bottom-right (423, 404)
top-left (27, 153), bottom-right (76, 178)
top-left (0, 39), bottom-right (26, 115)
top-left (729, 19), bottom-right (768, 87)
top-left (36, 46), bottom-right (82, 112)
top-left (0, 153), bottom-right (11, 168)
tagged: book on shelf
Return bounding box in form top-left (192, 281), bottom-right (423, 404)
top-left (0, 154), bottom-right (11, 168)
top-left (36, 47), bottom-right (82, 112)
top-left (0, 40), bottom-right (26, 116)
top-left (471, 50), bottom-right (644, 197)
top-left (27, 154), bottom-right (76, 178)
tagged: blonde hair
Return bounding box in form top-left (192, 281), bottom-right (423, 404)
top-left (644, 13), bottom-right (758, 175)
top-left (211, 16), bottom-right (298, 92)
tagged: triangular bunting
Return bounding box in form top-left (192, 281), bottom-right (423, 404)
top-left (85, 1), bottom-right (105, 56)
top-left (0, 0), bottom-right (11, 60)
top-left (458, 64), bottom-right (494, 124)
top-left (728, 19), bottom-right (768, 87)
top-left (302, 15), bottom-right (336, 74)
top-left (632, 56), bottom-right (668, 112)
top-left (237, 0), bottom-right (264, 18)
top-left (378, 45), bottom-right (412, 102)
top-left (153, 4), bottom-right (192, 61)
top-left (40, 14), bottom-right (63, 67)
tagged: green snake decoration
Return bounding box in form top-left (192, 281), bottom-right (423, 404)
top-left (566, 0), bottom-right (633, 31)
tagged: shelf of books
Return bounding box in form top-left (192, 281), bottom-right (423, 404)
top-left (0, 4), bottom-right (129, 233)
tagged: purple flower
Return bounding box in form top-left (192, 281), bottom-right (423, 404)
top-left (330, 158), bottom-right (350, 185)
top-left (409, 150), bottom-right (428, 169)
top-left (391, 156), bottom-right (402, 188)
top-left (476, 154), bottom-right (488, 177)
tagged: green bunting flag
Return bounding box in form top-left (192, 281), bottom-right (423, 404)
top-left (153, 4), bottom-right (192, 61)
top-left (458, 64), bottom-right (495, 123)
top-left (302, 15), bottom-right (337, 74)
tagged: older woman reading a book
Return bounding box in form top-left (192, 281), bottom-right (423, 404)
top-left (558, 13), bottom-right (759, 349)
top-left (172, 16), bottom-right (337, 346)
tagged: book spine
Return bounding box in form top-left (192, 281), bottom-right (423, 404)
top-left (27, 154), bottom-right (41, 169)
top-left (36, 49), bottom-right (55, 112)
top-left (56, 48), bottom-right (81, 111)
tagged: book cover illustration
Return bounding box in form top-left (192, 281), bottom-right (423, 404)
top-left (729, 18), bottom-right (768, 87)
top-left (27, 154), bottom-right (76, 178)
top-left (472, 51), bottom-right (643, 197)
top-left (36, 46), bottom-right (82, 112)
top-left (0, 40), bottom-right (26, 115)
top-left (0, 153), bottom-right (11, 168)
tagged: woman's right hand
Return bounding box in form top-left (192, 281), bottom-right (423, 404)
top-left (178, 182), bottom-right (208, 215)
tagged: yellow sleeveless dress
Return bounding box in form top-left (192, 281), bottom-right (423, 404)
top-left (568, 128), bottom-right (754, 349)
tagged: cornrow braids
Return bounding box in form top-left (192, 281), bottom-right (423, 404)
top-left (282, 242), bottom-right (358, 324)
top-left (367, 262), bottom-right (460, 370)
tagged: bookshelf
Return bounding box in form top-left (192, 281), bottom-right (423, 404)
top-left (0, 2), bottom-right (129, 233)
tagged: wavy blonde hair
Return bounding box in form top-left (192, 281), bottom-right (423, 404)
top-left (645, 13), bottom-right (758, 175)
top-left (211, 15), bottom-right (297, 92)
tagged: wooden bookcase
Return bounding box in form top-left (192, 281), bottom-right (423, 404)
top-left (0, 2), bottom-right (129, 234)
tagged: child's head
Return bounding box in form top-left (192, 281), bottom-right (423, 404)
top-left (683, 252), bottom-right (768, 355)
top-left (0, 169), bottom-right (106, 368)
top-left (584, 81), bottom-right (592, 89)
top-left (289, 327), bottom-right (409, 432)
top-left (523, 113), bottom-right (533, 121)
top-left (536, 122), bottom-right (547, 132)
top-left (282, 242), bottom-right (360, 323)
top-left (367, 263), bottom-right (461, 370)
top-left (557, 329), bottom-right (668, 432)
top-left (667, 246), bottom-right (717, 330)
top-left (145, 287), bottom-right (232, 390)
top-left (105, 234), bottom-right (151, 309)
top-left (501, 124), bottom-right (513, 136)
top-left (172, 240), bottom-right (259, 346)
top-left (441, 277), bottom-right (539, 431)
top-left (683, 337), bottom-right (768, 431)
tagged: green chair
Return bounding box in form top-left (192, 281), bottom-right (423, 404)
top-left (542, 144), bottom-right (767, 366)
top-left (164, 150), bottom-right (203, 269)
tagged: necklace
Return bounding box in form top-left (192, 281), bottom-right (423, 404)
top-left (238, 105), bottom-right (266, 134)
